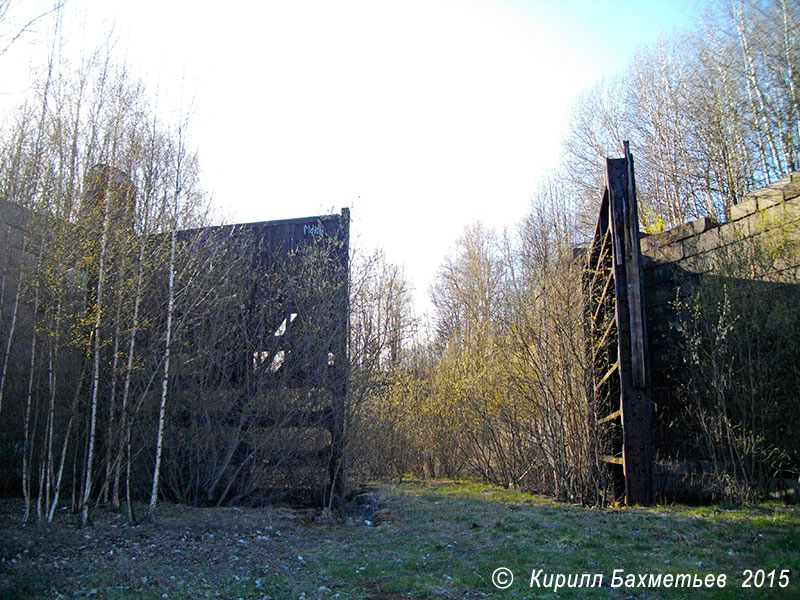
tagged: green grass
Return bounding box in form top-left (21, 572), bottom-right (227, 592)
top-left (1, 479), bottom-right (799, 599)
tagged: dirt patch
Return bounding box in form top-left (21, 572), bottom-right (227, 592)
top-left (0, 499), bottom-right (363, 599)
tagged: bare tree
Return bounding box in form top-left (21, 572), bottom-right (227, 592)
top-left (80, 166), bottom-right (118, 527)
top-left (148, 118), bottom-right (187, 516)
top-left (0, 28), bottom-right (211, 524)
top-left (0, 0), bottom-right (62, 58)
top-left (562, 0), bottom-right (799, 229)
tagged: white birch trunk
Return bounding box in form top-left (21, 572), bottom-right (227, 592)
top-left (100, 284), bottom-right (125, 506)
top-left (113, 231), bottom-right (146, 511)
top-left (149, 183), bottom-right (178, 515)
top-left (21, 282), bottom-right (40, 524)
top-left (48, 377), bottom-right (83, 523)
top-left (81, 182), bottom-right (113, 527)
top-left (0, 282), bottom-right (20, 420)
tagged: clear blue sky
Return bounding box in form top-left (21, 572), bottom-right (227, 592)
top-left (1, 0), bottom-right (702, 315)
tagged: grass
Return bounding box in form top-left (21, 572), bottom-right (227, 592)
top-left (1, 478), bottom-right (798, 599)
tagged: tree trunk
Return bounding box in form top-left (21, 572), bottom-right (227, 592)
top-left (81, 180), bottom-right (113, 527)
top-left (0, 282), bottom-right (21, 421)
top-left (149, 161), bottom-right (180, 515)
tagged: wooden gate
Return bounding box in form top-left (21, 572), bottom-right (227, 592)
top-left (175, 209), bottom-right (350, 506)
top-left (584, 143), bottom-right (654, 505)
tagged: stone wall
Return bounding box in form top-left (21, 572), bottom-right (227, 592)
top-left (639, 171), bottom-right (800, 481)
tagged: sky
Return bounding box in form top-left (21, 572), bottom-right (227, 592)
top-left (0, 0), bottom-right (701, 315)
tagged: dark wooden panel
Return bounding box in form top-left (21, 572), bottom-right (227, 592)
top-left (585, 145), bottom-right (654, 506)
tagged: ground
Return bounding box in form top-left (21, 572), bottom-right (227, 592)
top-left (1, 480), bottom-right (799, 599)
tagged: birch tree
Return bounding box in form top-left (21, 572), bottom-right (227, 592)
top-left (80, 166), bottom-right (116, 527)
top-left (0, 30), bottom-right (209, 523)
top-left (148, 124), bottom-right (182, 516)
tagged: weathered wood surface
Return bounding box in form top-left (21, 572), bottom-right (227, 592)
top-left (585, 145), bottom-right (654, 506)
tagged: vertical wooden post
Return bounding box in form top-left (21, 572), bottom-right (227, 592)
top-left (605, 147), bottom-right (654, 505)
top-left (326, 207), bottom-right (350, 506)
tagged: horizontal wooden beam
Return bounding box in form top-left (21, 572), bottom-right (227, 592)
top-left (586, 229), bottom-right (613, 292)
top-left (591, 270), bottom-right (615, 325)
top-left (594, 311), bottom-right (617, 350)
top-left (597, 409), bottom-right (621, 426)
top-left (594, 361), bottom-right (619, 392)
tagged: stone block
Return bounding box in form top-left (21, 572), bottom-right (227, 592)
top-left (780, 183), bottom-right (800, 201)
top-left (674, 252), bottom-right (711, 276)
top-left (767, 253), bottom-right (800, 279)
top-left (730, 197), bottom-right (758, 221)
top-left (726, 216), bottom-right (755, 241)
top-left (639, 234), bottom-right (655, 254)
top-left (696, 228), bottom-right (723, 255)
top-left (758, 196), bottom-right (800, 227)
top-left (643, 263), bottom-right (676, 287)
top-left (773, 265), bottom-right (800, 283)
top-left (756, 194), bottom-right (784, 216)
top-left (649, 281), bottom-right (680, 307)
top-left (660, 216), bottom-right (716, 246)
top-left (641, 254), bottom-right (659, 270)
top-left (641, 236), bottom-right (684, 263)
top-left (782, 196), bottom-right (800, 221)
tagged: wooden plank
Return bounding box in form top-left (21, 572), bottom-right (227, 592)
top-left (606, 157), bottom-right (633, 504)
top-left (594, 361), bottom-right (619, 391)
top-left (591, 270), bottom-right (615, 325)
top-left (587, 228), bottom-right (613, 293)
top-left (622, 146), bottom-right (654, 505)
top-left (623, 142), bottom-right (648, 389)
top-left (585, 168), bottom-right (651, 506)
top-left (597, 409), bottom-right (621, 426)
top-left (606, 151), bottom-right (654, 506)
